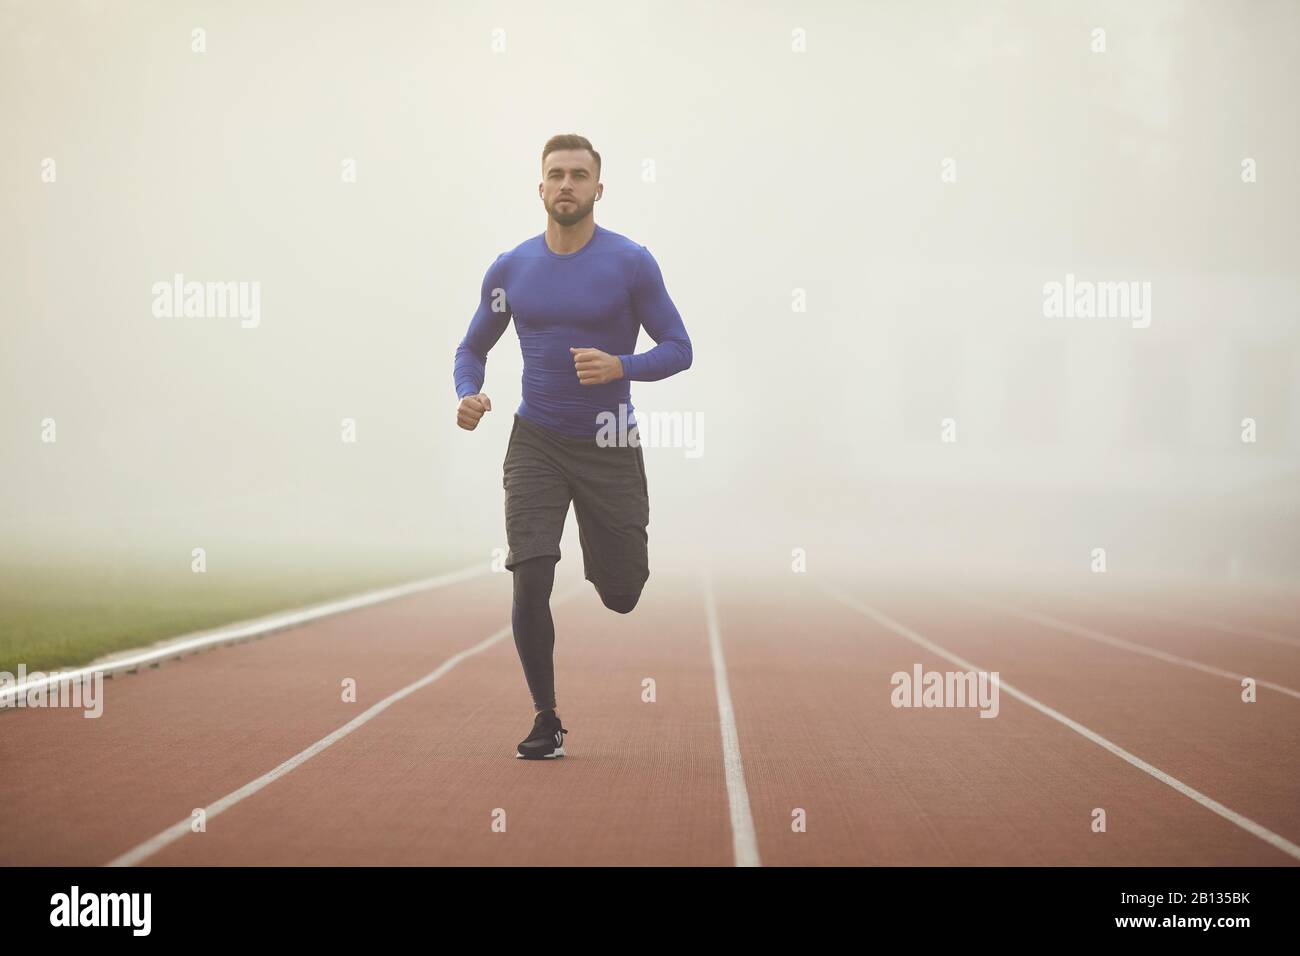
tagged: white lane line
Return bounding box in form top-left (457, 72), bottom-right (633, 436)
top-left (1085, 594), bottom-right (1300, 651)
top-left (812, 576), bottom-right (1300, 863)
top-left (3, 562), bottom-right (490, 707)
top-left (106, 581), bottom-right (585, 867)
top-left (702, 570), bottom-right (761, 867)
top-left (946, 590), bottom-right (1300, 701)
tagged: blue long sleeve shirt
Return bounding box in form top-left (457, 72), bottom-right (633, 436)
top-left (453, 224), bottom-right (693, 438)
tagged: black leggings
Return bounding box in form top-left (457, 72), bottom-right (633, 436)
top-left (511, 555), bottom-right (641, 712)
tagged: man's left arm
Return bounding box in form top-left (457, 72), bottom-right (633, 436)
top-left (617, 245), bottom-right (693, 381)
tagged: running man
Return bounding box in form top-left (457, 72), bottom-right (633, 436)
top-left (453, 134), bottom-right (693, 759)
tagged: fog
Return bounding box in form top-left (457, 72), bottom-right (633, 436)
top-left (3, 0), bottom-right (1296, 589)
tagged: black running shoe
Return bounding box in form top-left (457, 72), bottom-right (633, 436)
top-left (516, 709), bottom-right (567, 759)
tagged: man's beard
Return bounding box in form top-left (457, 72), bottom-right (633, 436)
top-left (549, 196), bottom-right (593, 226)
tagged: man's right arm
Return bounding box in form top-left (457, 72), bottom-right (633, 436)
top-left (454, 253), bottom-right (512, 399)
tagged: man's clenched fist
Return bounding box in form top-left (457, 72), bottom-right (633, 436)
top-left (570, 347), bottom-right (624, 385)
top-left (457, 393), bottom-right (492, 430)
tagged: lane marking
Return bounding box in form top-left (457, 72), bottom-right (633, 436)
top-left (1083, 594), bottom-right (1300, 651)
top-left (106, 581), bottom-right (584, 867)
top-left (812, 576), bottom-right (1300, 862)
top-left (703, 571), bottom-right (761, 867)
top-left (2, 562), bottom-right (491, 708)
top-left (945, 590), bottom-right (1300, 701)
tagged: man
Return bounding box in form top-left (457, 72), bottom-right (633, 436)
top-left (453, 134), bottom-right (693, 759)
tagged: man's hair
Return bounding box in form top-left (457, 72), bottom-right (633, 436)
top-left (542, 134), bottom-right (601, 179)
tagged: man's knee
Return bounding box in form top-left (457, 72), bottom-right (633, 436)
top-left (599, 588), bottom-right (641, 614)
top-left (513, 555), bottom-right (558, 604)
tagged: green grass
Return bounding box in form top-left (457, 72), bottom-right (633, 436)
top-left (0, 551), bottom-right (474, 676)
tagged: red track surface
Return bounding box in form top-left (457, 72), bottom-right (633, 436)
top-left (1, 567), bottom-right (1296, 866)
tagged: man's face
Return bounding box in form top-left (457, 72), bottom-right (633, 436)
top-left (540, 149), bottom-right (601, 226)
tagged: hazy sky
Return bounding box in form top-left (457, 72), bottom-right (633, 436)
top-left (2, 1), bottom-right (1296, 584)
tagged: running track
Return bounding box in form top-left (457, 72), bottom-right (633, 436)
top-left (1, 565), bottom-right (1297, 866)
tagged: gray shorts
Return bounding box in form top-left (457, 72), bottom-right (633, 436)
top-left (502, 412), bottom-right (650, 593)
